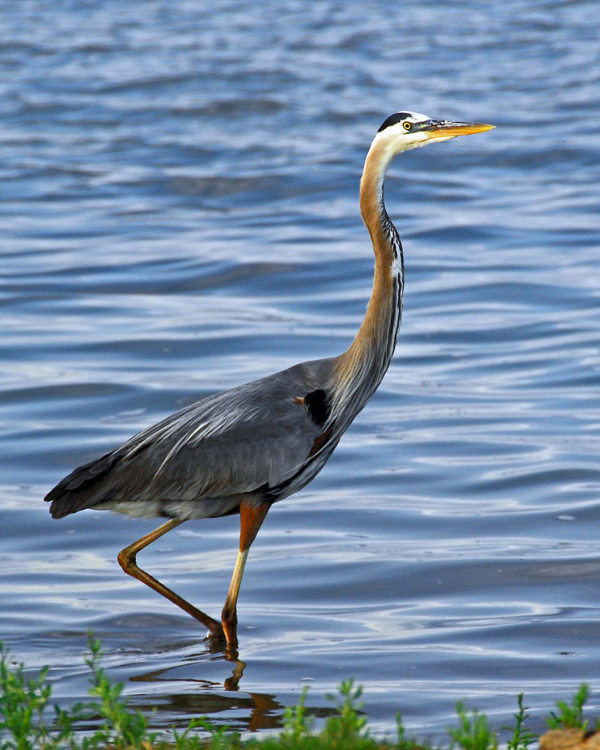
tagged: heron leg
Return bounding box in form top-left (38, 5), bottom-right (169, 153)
top-left (117, 518), bottom-right (223, 638)
top-left (221, 500), bottom-right (270, 649)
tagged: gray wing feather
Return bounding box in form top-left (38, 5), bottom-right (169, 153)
top-left (46, 359), bottom-right (334, 518)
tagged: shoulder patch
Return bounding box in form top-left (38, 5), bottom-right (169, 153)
top-left (303, 389), bottom-right (330, 427)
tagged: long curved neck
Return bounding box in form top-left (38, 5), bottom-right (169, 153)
top-left (333, 137), bottom-right (404, 417)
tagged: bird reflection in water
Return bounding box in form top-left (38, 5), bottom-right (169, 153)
top-left (129, 650), bottom-right (282, 732)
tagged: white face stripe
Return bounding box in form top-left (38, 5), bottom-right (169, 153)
top-left (371, 110), bottom-right (451, 155)
top-left (377, 110), bottom-right (432, 133)
top-left (371, 124), bottom-right (430, 154)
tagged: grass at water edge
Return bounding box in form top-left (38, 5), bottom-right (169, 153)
top-left (0, 636), bottom-right (596, 750)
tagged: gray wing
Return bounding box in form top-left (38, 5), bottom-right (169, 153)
top-left (45, 358), bottom-right (336, 519)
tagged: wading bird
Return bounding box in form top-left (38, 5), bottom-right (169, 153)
top-left (46, 112), bottom-right (493, 649)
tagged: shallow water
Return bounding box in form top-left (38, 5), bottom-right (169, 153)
top-left (2, 0), bottom-right (600, 741)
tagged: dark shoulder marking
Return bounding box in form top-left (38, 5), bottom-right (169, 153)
top-left (304, 389), bottom-right (330, 427)
top-left (377, 112), bottom-right (412, 133)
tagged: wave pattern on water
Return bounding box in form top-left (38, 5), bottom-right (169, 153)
top-left (1, 0), bottom-right (600, 740)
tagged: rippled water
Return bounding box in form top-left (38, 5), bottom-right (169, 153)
top-left (2, 0), bottom-right (600, 741)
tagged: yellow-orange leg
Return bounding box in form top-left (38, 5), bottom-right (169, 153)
top-left (117, 518), bottom-right (223, 639)
top-left (221, 501), bottom-right (270, 649)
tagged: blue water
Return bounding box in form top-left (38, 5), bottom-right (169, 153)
top-left (2, 0), bottom-right (600, 741)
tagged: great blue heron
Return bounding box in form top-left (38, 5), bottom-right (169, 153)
top-left (46, 112), bottom-right (493, 649)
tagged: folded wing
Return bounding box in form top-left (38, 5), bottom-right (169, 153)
top-left (45, 360), bottom-right (334, 519)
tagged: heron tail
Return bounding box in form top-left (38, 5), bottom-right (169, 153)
top-left (44, 451), bottom-right (120, 519)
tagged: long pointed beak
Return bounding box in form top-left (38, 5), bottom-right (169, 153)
top-left (420, 120), bottom-right (495, 139)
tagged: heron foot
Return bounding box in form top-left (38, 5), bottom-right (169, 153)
top-left (203, 621), bottom-right (226, 645)
top-left (221, 620), bottom-right (238, 651)
top-left (221, 602), bottom-right (239, 651)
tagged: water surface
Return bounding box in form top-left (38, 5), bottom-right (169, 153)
top-left (2, 0), bottom-right (600, 741)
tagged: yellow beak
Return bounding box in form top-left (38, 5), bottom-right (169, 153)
top-left (422, 120), bottom-right (495, 139)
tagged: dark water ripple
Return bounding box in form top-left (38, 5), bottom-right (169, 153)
top-left (1, 0), bottom-right (600, 741)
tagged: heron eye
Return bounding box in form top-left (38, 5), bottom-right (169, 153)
top-left (402, 121), bottom-right (412, 131)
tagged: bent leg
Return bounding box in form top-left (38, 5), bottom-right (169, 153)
top-left (118, 518), bottom-right (222, 637)
top-left (221, 500), bottom-right (270, 649)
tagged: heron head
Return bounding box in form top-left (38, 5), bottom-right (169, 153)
top-left (376, 111), bottom-right (494, 154)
